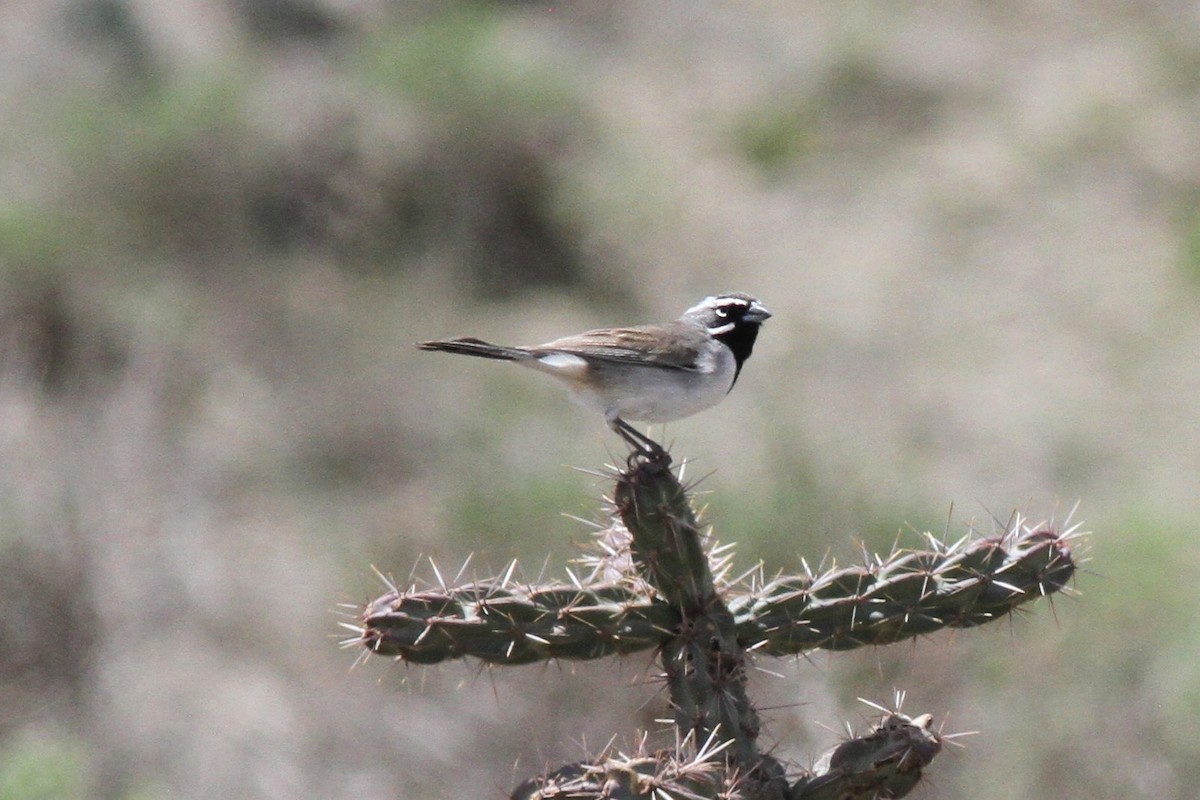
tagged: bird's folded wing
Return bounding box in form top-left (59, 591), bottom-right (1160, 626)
top-left (533, 324), bottom-right (702, 370)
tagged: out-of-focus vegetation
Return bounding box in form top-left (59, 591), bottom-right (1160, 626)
top-left (2, 2), bottom-right (1200, 798)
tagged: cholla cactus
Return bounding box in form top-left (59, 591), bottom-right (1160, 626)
top-left (352, 450), bottom-right (1080, 799)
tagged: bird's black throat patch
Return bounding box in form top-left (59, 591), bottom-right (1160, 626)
top-left (715, 322), bottom-right (761, 388)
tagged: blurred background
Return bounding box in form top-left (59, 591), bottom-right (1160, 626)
top-left (2, 1), bottom-right (1199, 798)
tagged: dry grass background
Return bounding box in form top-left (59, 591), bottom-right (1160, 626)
top-left (2, 2), bottom-right (1200, 798)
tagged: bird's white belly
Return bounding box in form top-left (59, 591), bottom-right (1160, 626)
top-left (570, 348), bottom-right (737, 423)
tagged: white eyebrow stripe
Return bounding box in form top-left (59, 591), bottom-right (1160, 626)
top-left (687, 295), bottom-right (750, 315)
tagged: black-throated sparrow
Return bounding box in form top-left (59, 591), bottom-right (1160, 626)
top-left (417, 293), bottom-right (771, 457)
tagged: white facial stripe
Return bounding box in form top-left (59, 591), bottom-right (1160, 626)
top-left (707, 321), bottom-right (737, 335)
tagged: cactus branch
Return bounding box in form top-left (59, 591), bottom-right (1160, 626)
top-left (615, 452), bottom-right (778, 790)
top-left (357, 517), bottom-right (1077, 665)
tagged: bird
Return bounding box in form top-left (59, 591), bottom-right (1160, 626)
top-left (417, 293), bottom-right (771, 458)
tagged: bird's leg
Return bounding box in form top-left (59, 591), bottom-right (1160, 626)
top-left (609, 416), bottom-right (670, 466)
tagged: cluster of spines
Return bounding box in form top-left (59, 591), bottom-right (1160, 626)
top-left (353, 518), bottom-right (1078, 666)
top-left (733, 521), bottom-right (1079, 656)
top-left (509, 709), bottom-right (943, 800)
top-left (357, 577), bottom-right (675, 664)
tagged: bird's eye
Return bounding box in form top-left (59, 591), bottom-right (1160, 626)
top-left (715, 308), bottom-right (729, 318)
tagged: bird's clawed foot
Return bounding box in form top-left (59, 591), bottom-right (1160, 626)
top-left (611, 418), bottom-right (671, 468)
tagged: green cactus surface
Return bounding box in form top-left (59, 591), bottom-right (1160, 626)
top-left (359, 581), bottom-right (677, 664)
top-left (358, 522), bottom-right (1075, 665)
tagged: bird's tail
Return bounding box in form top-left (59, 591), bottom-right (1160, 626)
top-left (416, 337), bottom-right (529, 361)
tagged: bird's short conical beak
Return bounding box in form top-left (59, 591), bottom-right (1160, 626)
top-left (746, 301), bottom-right (772, 323)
